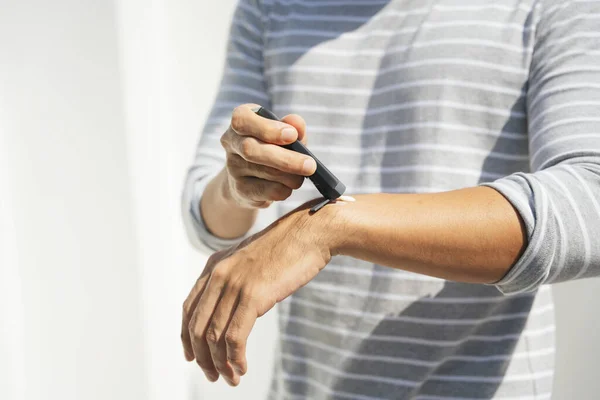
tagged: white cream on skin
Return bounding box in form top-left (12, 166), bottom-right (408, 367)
top-left (310, 195), bottom-right (356, 213)
top-left (330, 195), bottom-right (356, 205)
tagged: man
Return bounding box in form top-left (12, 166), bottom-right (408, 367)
top-left (180, 0), bottom-right (600, 398)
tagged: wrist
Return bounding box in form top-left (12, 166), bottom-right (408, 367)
top-left (322, 199), bottom-right (354, 256)
top-left (201, 168), bottom-right (259, 240)
top-left (295, 198), bottom-right (351, 259)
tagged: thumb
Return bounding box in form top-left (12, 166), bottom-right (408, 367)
top-left (280, 114), bottom-right (308, 145)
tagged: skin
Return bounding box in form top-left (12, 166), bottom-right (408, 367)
top-left (181, 104), bottom-right (527, 386)
top-left (199, 104), bottom-right (316, 240)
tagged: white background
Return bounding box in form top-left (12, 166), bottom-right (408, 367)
top-left (0, 0), bottom-right (598, 399)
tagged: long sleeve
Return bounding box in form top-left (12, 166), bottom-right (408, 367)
top-left (181, 0), bottom-right (270, 253)
top-left (482, 0), bottom-right (600, 294)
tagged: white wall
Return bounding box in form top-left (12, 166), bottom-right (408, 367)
top-left (552, 280), bottom-right (600, 399)
top-left (0, 0), bottom-right (147, 399)
top-left (0, 0), bottom-right (599, 399)
top-left (113, 0), bottom-right (276, 399)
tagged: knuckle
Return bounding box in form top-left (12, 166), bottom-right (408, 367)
top-left (238, 293), bottom-right (252, 308)
top-left (182, 299), bottom-right (191, 315)
top-left (205, 327), bottom-right (220, 345)
top-left (230, 106), bottom-right (246, 132)
top-left (228, 280), bottom-right (242, 294)
top-left (224, 330), bottom-right (240, 348)
top-left (211, 266), bottom-right (228, 281)
top-left (191, 326), bottom-right (204, 342)
top-left (239, 287), bottom-right (257, 306)
top-left (240, 138), bottom-right (256, 160)
top-left (270, 186), bottom-right (292, 201)
top-left (219, 133), bottom-right (229, 149)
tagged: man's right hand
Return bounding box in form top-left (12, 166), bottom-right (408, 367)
top-left (219, 103), bottom-right (317, 209)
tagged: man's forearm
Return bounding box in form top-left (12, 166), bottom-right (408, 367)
top-left (321, 187), bottom-right (527, 284)
top-left (200, 168), bottom-right (258, 239)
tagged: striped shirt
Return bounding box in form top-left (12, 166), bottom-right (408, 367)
top-left (181, 0), bottom-right (600, 398)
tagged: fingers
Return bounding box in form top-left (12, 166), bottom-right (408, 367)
top-left (231, 176), bottom-right (294, 203)
top-left (206, 288), bottom-right (241, 386)
top-left (224, 292), bottom-right (259, 377)
top-left (227, 154), bottom-right (305, 190)
top-left (280, 114), bottom-right (307, 145)
top-left (220, 104), bottom-right (314, 209)
top-left (181, 266), bottom-right (214, 362)
top-left (189, 271), bottom-right (226, 382)
top-left (231, 105), bottom-right (299, 145)
top-left (186, 272), bottom-right (259, 386)
top-left (222, 105), bottom-right (316, 183)
top-left (231, 136), bottom-right (317, 176)
top-left (182, 294), bottom-right (200, 361)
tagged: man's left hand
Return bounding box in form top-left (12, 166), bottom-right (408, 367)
top-left (181, 201), bottom-right (335, 386)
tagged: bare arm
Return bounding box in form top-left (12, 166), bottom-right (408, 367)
top-left (204, 184), bottom-right (527, 284)
top-left (324, 187), bottom-right (526, 284)
top-left (199, 168), bottom-right (257, 240)
top-left (180, 186), bottom-right (526, 386)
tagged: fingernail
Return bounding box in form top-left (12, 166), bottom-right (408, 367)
top-left (204, 371), bottom-right (219, 382)
top-left (303, 158), bottom-right (316, 175)
top-left (281, 128), bottom-right (296, 142)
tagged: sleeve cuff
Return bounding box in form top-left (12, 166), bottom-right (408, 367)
top-left (480, 178), bottom-right (551, 295)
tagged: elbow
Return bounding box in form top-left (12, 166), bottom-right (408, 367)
top-left (487, 162), bottom-right (600, 294)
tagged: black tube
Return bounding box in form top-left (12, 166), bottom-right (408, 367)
top-left (252, 106), bottom-right (346, 200)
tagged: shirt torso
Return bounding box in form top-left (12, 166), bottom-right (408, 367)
top-left (264, 1), bottom-right (555, 399)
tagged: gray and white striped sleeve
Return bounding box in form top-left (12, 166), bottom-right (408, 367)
top-left (482, 0), bottom-right (600, 294)
top-left (181, 0), bottom-right (270, 253)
